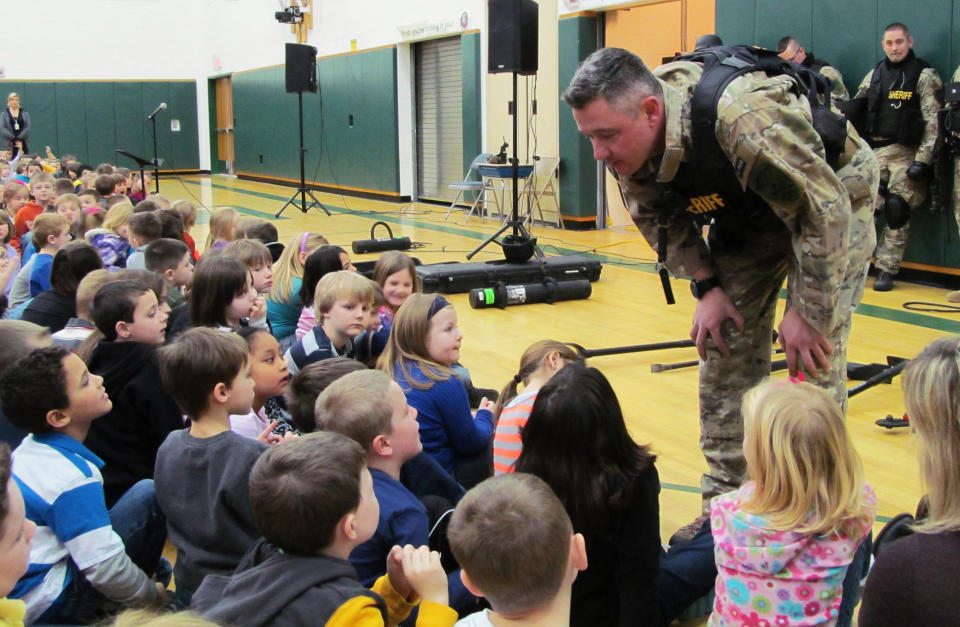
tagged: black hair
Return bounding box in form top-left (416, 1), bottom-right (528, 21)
top-left (92, 279), bottom-right (150, 341)
top-left (299, 246), bottom-right (348, 307)
top-left (145, 238), bottom-right (190, 274)
top-left (50, 241), bottom-right (103, 297)
top-left (0, 346), bottom-right (70, 434)
top-left (158, 210), bottom-right (184, 241)
top-left (515, 362), bottom-right (656, 535)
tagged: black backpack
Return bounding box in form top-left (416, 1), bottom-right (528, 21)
top-left (672, 45), bottom-right (848, 171)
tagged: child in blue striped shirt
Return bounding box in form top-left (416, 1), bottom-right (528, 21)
top-left (0, 346), bottom-right (167, 624)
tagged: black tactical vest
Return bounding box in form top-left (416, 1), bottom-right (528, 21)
top-left (866, 51), bottom-right (929, 147)
top-left (661, 46), bottom-right (845, 230)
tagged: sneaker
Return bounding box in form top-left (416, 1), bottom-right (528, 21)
top-left (669, 513), bottom-right (709, 546)
top-left (873, 271), bottom-right (894, 292)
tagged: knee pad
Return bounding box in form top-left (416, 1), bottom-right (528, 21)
top-left (884, 193), bottom-right (910, 229)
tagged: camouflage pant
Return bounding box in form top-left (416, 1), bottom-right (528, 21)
top-left (698, 153), bottom-right (876, 512)
top-left (872, 143), bottom-right (926, 274)
top-left (954, 158), bottom-right (960, 235)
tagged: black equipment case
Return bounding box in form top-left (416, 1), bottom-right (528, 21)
top-left (416, 254), bottom-right (602, 294)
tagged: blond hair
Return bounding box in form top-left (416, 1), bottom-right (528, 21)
top-left (222, 238), bottom-right (272, 269)
top-left (740, 380), bottom-right (870, 537)
top-left (75, 269), bottom-right (118, 321)
top-left (314, 270), bottom-right (374, 319)
top-left (315, 369), bottom-right (394, 452)
top-left (377, 293), bottom-right (455, 390)
top-left (204, 207), bottom-right (238, 252)
top-left (903, 335), bottom-right (960, 533)
top-left (100, 201), bottom-right (133, 234)
top-left (269, 231), bottom-right (328, 304)
top-left (171, 199), bottom-right (197, 230)
top-left (110, 610), bottom-right (219, 627)
top-left (32, 213), bottom-right (69, 249)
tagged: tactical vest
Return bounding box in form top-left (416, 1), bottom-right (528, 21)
top-left (646, 46), bottom-right (847, 304)
top-left (661, 45), bottom-right (846, 228)
top-left (866, 52), bottom-right (928, 147)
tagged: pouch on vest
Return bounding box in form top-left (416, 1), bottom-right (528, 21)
top-left (840, 97), bottom-right (869, 138)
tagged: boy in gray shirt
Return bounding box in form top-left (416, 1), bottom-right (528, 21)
top-left (154, 327), bottom-right (269, 608)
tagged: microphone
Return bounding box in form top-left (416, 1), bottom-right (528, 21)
top-left (351, 220), bottom-right (412, 255)
top-left (148, 102), bottom-right (167, 119)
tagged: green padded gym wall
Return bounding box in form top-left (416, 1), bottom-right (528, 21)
top-left (232, 46), bottom-right (400, 198)
top-left (716, 0), bottom-right (960, 274)
top-left (0, 81), bottom-right (199, 171)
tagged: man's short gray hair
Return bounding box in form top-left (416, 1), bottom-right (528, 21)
top-left (562, 47), bottom-right (662, 113)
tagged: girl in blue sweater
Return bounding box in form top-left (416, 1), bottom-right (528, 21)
top-left (379, 293), bottom-right (493, 489)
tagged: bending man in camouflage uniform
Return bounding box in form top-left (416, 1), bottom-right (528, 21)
top-left (854, 22), bottom-right (942, 291)
top-left (777, 36), bottom-right (849, 105)
top-left (563, 48), bottom-right (878, 530)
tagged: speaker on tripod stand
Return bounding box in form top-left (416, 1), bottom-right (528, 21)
top-left (276, 42), bottom-right (330, 218)
top-left (468, 0), bottom-right (540, 263)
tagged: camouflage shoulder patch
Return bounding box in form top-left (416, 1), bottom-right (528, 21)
top-left (749, 155), bottom-right (803, 206)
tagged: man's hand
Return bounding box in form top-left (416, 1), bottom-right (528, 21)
top-left (690, 287), bottom-right (744, 359)
top-left (778, 308), bottom-right (833, 378)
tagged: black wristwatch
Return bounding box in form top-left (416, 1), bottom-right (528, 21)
top-left (690, 276), bottom-right (722, 299)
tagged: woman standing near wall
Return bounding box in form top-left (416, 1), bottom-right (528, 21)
top-left (1, 93), bottom-right (30, 159)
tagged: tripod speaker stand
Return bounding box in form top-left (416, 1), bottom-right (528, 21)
top-left (276, 42), bottom-right (330, 219)
top-left (468, 0), bottom-right (541, 263)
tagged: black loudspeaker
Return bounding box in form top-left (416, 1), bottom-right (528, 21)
top-left (488, 0), bottom-right (538, 75)
top-left (285, 43), bottom-right (318, 93)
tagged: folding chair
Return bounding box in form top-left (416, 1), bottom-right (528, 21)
top-left (445, 153), bottom-right (494, 221)
top-left (520, 156), bottom-right (562, 228)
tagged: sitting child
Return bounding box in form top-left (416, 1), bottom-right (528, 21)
top-left (203, 207), bottom-right (238, 254)
top-left (123, 212), bottom-right (162, 270)
top-left (145, 237), bottom-right (193, 339)
top-left (448, 473), bottom-right (588, 627)
top-left (285, 358), bottom-right (366, 434)
top-left (315, 369), bottom-right (474, 611)
top-left (229, 327), bottom-right (298, 440)
top-left (0, 442), bottom-right (35, 627)
top-left (284, 270), bottom-right (373, 375)
top-left (0, 347), bottom-right (167, 624)
top-left (191, 431), bottom-right (456, 627)
top-left (155, 327), bottom-right (267, 608)
top-left (85, 201), bottom-right (133, 270)
top-left (14, 172), bottom-right (54, 239)
top-left (221, 238), bottom-right (273, 330)
top-left (83, 279), bottom-right (182, 506)
top-left (170, 199), bottom-right (198, 260)
top-left (710, 381), bottom-right (875, 627)
top-left (188, 255), bottom-right (261, 331)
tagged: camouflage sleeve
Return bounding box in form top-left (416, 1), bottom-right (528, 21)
top-left (715, 76), bottom-right (851, 334)
top-left (916, 67), bottom-right (945, 164)
top-left (854, 70), bottom-right (873, 98)
top-left (618, 178), bottom-right (713, 279)
top-left (953, 65), bottom-right (960, 83)
top-left (820, 65), bottom-right (850, 102)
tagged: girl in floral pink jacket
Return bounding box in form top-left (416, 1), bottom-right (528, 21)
top-left (709, 381), bottom-right (875, 627)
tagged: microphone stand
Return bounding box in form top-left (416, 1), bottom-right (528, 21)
top-left (148, 111), bottom-right (160, 194)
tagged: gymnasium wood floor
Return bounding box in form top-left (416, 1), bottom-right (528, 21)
top-left (174, 174), bottom-right (955, 625)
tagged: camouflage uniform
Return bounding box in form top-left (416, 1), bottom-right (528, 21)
top-left (617, 62), bottom-right (878, 511)
top-left (819, 64), bottom-right (850, 104)
top-left (855, 64), bottom-right (942, 274)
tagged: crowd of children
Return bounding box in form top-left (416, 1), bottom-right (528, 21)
top-left (0, 154), bottom-right (948, 627)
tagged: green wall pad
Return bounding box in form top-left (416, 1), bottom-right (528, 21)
top-left (557, 15), bottom-right (600, 223)
top-left (0, 80), bottom-right (199, 170)
top-left (232, 47), bottom-right (400, 196)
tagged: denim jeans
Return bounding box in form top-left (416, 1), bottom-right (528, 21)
top-left (35, 479), bottom-right (167, 624)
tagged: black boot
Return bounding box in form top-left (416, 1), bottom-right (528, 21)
top-left (873, 271), bottom-right (894, 292)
